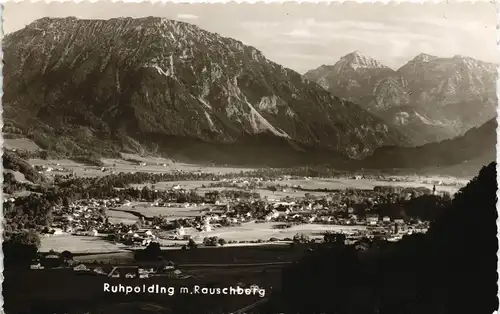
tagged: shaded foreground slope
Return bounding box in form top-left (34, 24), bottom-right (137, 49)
top-left (267, 162), bottom-right (498, 314)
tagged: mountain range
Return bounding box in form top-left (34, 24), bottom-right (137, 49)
top-left (3, 17), bottom-right (409, 166)
top-left (2, 17), bottom-right (496, 172)
top-left (305, 51), bottom-right (497, 145)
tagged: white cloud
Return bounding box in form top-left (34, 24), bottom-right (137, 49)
top-left (176, 14), bottom-right (199, 20)
top-left (286, 28), bottom-right (316, 38)
top-left (275, 52), bottom-right (330, 60)
top-left (391, 17), bottom-right (491, 34)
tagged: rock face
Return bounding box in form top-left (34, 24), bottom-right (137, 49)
top-left (305, 52), bottom-right (497, 145)
top-left (3, 17), bottom-right (408, 165)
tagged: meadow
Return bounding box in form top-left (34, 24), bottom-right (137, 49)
top-left (40, 235), bottom-right (130, 253)
top-left (39, 221), bottom-right (364, 254)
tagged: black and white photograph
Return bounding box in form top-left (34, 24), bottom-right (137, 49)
top-left (1, 1), bottom-right (498, 313)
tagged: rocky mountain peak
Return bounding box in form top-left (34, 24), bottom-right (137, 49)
top-left (306, 51), bottom-right (497, 146)
top-left (336, 50), bottom-right (389, 70)
top-left (409, 53), bottom-right (439, 64)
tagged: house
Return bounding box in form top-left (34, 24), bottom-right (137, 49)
top-left (202, 224), bottom-right (212, 232)
top-left (109, 266), bottom-right (139, 278)
top-left (176, 227), bottom-right (185, 237)
top-left (73, 264), bottom-right (89, 272)
top-left (366, 215), bottom-right (379, 226)
top-left (87, 229), bottom-right (98, 236)
top-left (93, 267), bottom-right (107, 275)
top-left (30, 263), bottom-right (44, 270)
top-left (276, 207), bottom-right (291, 215)
top-left (382, 216), bottom-right (391, 223)
top-left (51, 228), bottom-right (64, 235)
top-left (163, 261), bottom-right (176, 271)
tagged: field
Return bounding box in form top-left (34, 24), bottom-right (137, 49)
top-left (183, 222), bottom-right (366, 242)
top-left (106, 210), bottom-right (139, 225)
top-left (269, 178), bottom-right (464, 194)
top-left (40, 220), bottom-right (364, 254)
top-left (40, 235), bottom-right (130, 253)
top-left (4, 169), bottom-right (28, 182)
top-left (133, 176), bottom-right (464, 198)
top-left (106, 201), bottom-right (205, 225)
top-left (25, 154), bottom-right (466, 196)
top-left (28, 157), bottom-right (254, 178)
top-left (32, 157), bottom-right (463, 255)
top-left (4, 138), bottom-right (40, 151)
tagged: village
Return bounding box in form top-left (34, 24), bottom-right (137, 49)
top-left (22, 174), bottom-right (441, 255)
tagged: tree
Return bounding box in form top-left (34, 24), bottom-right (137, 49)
top-left (4, 230), bottom-right (41, 268)
top-left (62, 197), bottom-right (71, 207)
top-left (39, 150), bottom-right (49, 160)
top-left (203, 236), bottom-right (219, 246)
top-left (218, 238), bottom-right (227, 246)
top-left (293, 233), bottom-right (310, 244)
top-left (10, 230), bottom-right (41, 248)
top-left (131, 223), bottom-right (140, 231)
top-left (135, 241), bottom-right (162, 261)
top-left (188, 238), bottom-right (198, 249)
top-left (323, 231), bottom-right (336, 243)
top-left (61, 250), bottom-right (73, 261)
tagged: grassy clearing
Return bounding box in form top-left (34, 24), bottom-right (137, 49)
top-left (131, 180), bottom-right (216, 190)
top-left (186, 222), bottom-right (366, 242)
top-left (4, 138), bottom-right (40, 151)
top-left (112, 202), bottom-right (205, 219)
top-left (110, 153), bottom-right (254, 174)
top-left (105, 209), bottom-right (138, 225)
top-left (262, 178), bottom-right (462, 194)
top-left (4, 169), bottom-right (28, 183)
top-left (40, 235), bottom-right (130, 253)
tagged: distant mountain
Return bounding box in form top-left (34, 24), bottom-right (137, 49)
top-left (305, 52), bottom-right (497, 145)
top-left (3, 17), bottom-right (409, 166)
top-left (362, 117), bottom-right (497, 176)
top-left (305, 51), bottom-right (396, 109)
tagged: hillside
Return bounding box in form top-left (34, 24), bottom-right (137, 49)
top-left (361, 117), bottom-right (497, 175)
top-left (305, 52), bottom-right (497, 145)
top-left (273, 162), bottom-right (498, 314)
top-left (3, 151), bottom-right (47, 185)
top-left (3, 17), bottom-right (409, 166)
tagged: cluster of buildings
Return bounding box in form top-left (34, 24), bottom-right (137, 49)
top-left (43, 177), bottom-right (440, 249)
top-left (30, 252), bottom-right (186, 279)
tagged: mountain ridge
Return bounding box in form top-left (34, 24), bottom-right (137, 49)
top-left (3, 17), bottom-right (409, 164)
top-left (361, 117), bottom-right (497, 176)
top-left (304, 51), bottom-right (497, 145)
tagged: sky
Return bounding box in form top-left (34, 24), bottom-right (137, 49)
top-left (3, 1), bottom-right (498, 74)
